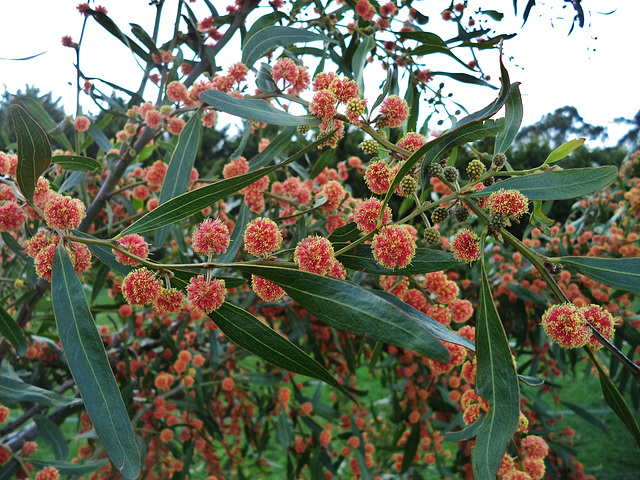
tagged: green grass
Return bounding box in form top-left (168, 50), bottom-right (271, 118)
top-left (546, 367), bottom-right (640, 479)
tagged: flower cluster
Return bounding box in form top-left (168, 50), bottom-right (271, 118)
top-left (541, 303), bottom-right (615, 349)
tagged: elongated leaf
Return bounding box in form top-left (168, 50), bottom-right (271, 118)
top-left (200, 90), bottom-right (321, 126)
top-left (470, 166), bottom-right (618, 201)
top-left (256, 63), bottom-right (277, 93)
top-left (2, 231), bottom-right (29, 262)
top-left (242, 26), bottom-right (334, 69)
top-left (11, 105), bottom-right (52, 203)
top-left (118, 131), bottom-right (332, 237)
top-left (13, 96), bottom-right (73, 151)
top-left (352, 35), bottom-right (376, 94)
top-left (90, 10), bottom-right (148, 59)
top-left (250, 126), bottom-right (296, 171)
top-left (585, 348), bottom-right (640, 449)
top-left (209, 303), bottom-right (352, 399)
top-left (52, 244), bottom-right (140, 479)
top-left (494, 83), bottom-right (523, 154)
top-left (559, 256), bottom-right (640, 294)
top-left (455, 56), bottom-right (511, 128)
top-left (560, 401), bottom-right (609, 434)
top-left (156, 111), bottom-right (203, 246)
top-left (130, 23), bottom-right (159, 55)
top-left (373, 290), bottom-right (475, 351)
top-left (544, 138), bottom-right (585, 164)
top-left (59, 171), bottom-right (87, 194)
top-left (0, 375), bottom-right (80, 407)
top-left (29, 459), bottom-right (109, 475)
top-left (53, 155), bottom-right (102, 172)
top-left (429, 71), bottom-right (497, 89)
top-left (243, 11), bottom-right (288, 49)
top-left (87, 123), bottom-right (114, 153)
top-left (472, 262), bottom-right (520, 480)
top-left (338, 245), bottom-right (459, 275)
top-left (216, 203), bottom-right (250, 263)
top-left (233, 265), bottom-right (451, 362)
top-left (398, 31), bottom-right (470, 70)
top-left (328, 222), bottom-right (361, 244)
top-left (34, 415), bottom-right (69, 461)
top-left (0, 305), bottom-right (28, 357)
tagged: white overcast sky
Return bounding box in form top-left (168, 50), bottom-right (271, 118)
top-left (1, 0), bottom-right (639, 146)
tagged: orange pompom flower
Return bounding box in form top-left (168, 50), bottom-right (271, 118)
top-left (379, 95), bottom-right (409, 128)
top-left (371, 225), bottom-right (416, 269)
top-left (364, 160), bottom-right (393, 195)
top-left (121, 268), bottom-right (162, 306)
top-left (243, 217), bottom-right (282, 257)
top-left (580, 304), bottom-right (615, 350)
top-left (187, 276), bottom-right (226, 313)
top-left (353, 198), bottom-right (392, 233)
top-left (310, 90), bottom-right (337, 122)
top-left (154, 288), bottom-right (186, 314)
top-left (252, 275), bottom-right (285, 302)
top-left (487, 188), bottom-right (529, 219)
top-left (451, 229), bottom-right (481, 263)
top-left (192, 218), bottom-right (230, 256)
top-left (540, 303), bottom-right (591, 348)
top-left (114, 234), bottom-right (149, 266)
top-left (35, 467), bottom-right (60, 480)
top-left (0, 201), bottom-right (26, 232)
top-left (43, 194), bottom-right (86, 230)
top-left (294, 236), bottom-right (336, 275)
top-left (74, 115), bottom-right (90, 132)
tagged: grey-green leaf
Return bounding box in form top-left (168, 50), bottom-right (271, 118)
top-left (156, 110), bottom-right (203, 246)
top-left (233, 265), bottom-right (451, 362)
top-left (208, 302), bottom-right (352, 400)
top-left (338, 245), bottom-right (459, 275)
top-left (494, 83), bottom-right (523, 155)
top-left (52, 244), bottom-right (140, 479)
top-left (0, 304), bottom-right (28, 357)
top-left (352, 35), bottom-right (376, 94)
top-left (11, 105), bottom-right (52, 204)
top-left (53, 155), bottom-right (102, 172)
top-left (34, 415), bottom-right (69, 461)
top-left (200, 90), bottom-right (321, 126)
top-left (372, 290), bottom-right (475, 351)
top-left (242, 26), bottom-right (335, 69)
top-left (585, 348), bottom-right (640, 449)
top-left (559, 256), bottom-right (640, 294)
top-left (0, 375), bottom-right (80, 408)
top-left (472, 262), bottom-right (520, 480)
top-left (470, 166), bottom-right (618, 201)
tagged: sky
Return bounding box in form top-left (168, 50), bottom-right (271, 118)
top-left (1, 0), bottom-right (639, 147)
